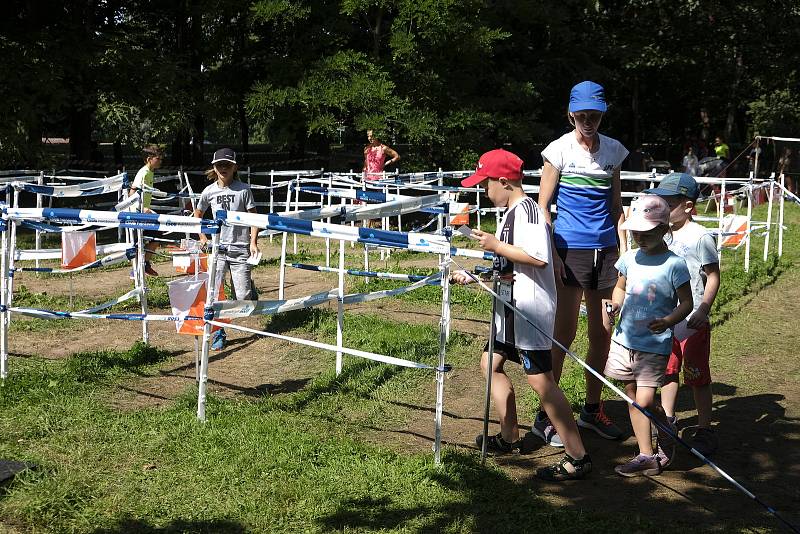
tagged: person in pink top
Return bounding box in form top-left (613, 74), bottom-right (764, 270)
top-left (363, 129), bottom-right (400, 180)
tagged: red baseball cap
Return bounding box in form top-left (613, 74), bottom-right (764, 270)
top-left (461, 149), bottom-right (524, 188)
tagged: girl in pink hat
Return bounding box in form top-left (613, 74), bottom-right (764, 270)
top-left (604, 194), bottom-right (693, 476)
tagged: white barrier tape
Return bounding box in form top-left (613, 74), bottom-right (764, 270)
top-left (5, 307), bottom-right (191, 322)
top-left (342, 273), bottom-right (441, 305)
top-left (206, 320), bottom-right (441, 371)
top-left (290, 263), bottom-right (432, 282)
top-left (213, 289), bottom-right (340, 319)
top-left (12, 173), bottom-right (127, 197)
top-left (14, 249), bottom-right (133, 274)
top-left (115, 193), bottom-right (141, 212)
top-left (79, 286), bottom-right (144, 314)
top-left (213, 273), bottom-right (440, 319)
top-left (14, 242), bottom-right (133, 261)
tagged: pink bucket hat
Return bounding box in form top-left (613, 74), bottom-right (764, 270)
top-left (621, 194), bottom-right (670, 232)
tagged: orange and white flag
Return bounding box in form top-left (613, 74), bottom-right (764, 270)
top-left (168, 272), bottom-right (227, 336)
top-left (61, 231), bottom-right (97, 269)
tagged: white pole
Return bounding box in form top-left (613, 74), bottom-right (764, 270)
top-left (433, 250), bottom-right (451, 465)
top-left (325, 172), bottom-right (332, 267)
top-left (763, 174), bottom-right (774, 262)
top-left (136, 200), bottom-right (149, 344)
top-left (778, 173), bottom-right (785, 257)
top-left (0, 218), bottom-right (9, 378)
top-left (335, 239), bottom-right (345, 375)
top-left (269, 170), bottom-right (275, 243)
top-left (476, 186), bottom-right (482, 231)
top-left (350, 169), bottom-right (356, 249)
top-left (481, 272), bottom-right (499, 464)
top-left (35, 171), bottom-right (43, 269)
top-left (278, 231), bottom-right (287, 300)
top-left (396, 175), bottom-right (402, 232)
top-left (197, 232), bottom-right (221, 421)
top-left (7, 192), bottom-right (19, 338)
top-left (744, 175), bottom-right (753, 273)
top-left (437, 168), bottom-right (444, 235)
top-left (293, 174), bottom-right (300, 254)
top-left (717, 179), bottom-right (727, 264)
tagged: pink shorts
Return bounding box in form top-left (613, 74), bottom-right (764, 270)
top-left (605, 339), bottom-right (668, 388)
top-left (665, 324), bottom-right (711, 386)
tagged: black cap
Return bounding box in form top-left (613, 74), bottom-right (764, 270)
top-left (211, 148), bottom-right (236, 164)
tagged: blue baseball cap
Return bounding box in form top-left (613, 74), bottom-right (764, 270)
top-left (643, 172), bottom-right (700, 200)
top-left (568, 81), bottom-right (607, 112)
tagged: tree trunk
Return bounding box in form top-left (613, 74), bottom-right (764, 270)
top-left (69, 106), bottom-right (94, 162)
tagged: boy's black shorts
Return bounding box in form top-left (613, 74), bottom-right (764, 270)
top-left (483, 339), bottom-right (553, 375)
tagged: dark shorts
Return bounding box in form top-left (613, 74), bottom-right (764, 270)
top-left (557, 247), bottom-right (619, 290)
top-left (483, 340), bottom-right (553, 375)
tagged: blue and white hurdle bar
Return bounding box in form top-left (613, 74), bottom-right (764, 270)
top-left (451, 257), bottom-right (799, 533)
top-left (0, 207), bottom-right (221, 378)
top-left (191, 229), bottom-right (456, 464)
top-left (2, 205), bottom-right (462, 464)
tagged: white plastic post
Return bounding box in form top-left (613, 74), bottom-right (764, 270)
top-left (744, 176), bottom-right (753, 273)
top-left (717, 179), bottom-right (727, 261)
top-left (433, 250), bottom-right (451, 466)
top-left (350, 169), bottom-right (356, 249)
top-left (335, 239), bottom-right (345, 375)
top-left (197, 232), bottom-right (221, 421)
top-left (778, 173), bottom-right (785, 257)
top-left (269, 170), bottom-right (275, 243)
top-left (476, 186), bottom-right (482, 231)
top-left (136, 196), bottom-right (149, 344)
top-left (0, 219), bottom-right (9, 379)
top-left (325, 172), bottom-right (332, 267)
top-left (764, 174), bottom-right (774, 262)
top-left (35, 171), bottom-right (43, 269)
top-left (293, 174), bottom-right (300, 254)
top-left (278, 231), bottom-right (287, 300)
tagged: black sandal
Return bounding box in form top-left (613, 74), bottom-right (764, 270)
top-left (475, 432), bottom-right (520, 454)
top-left (536, 453), bottom-right (592, 481)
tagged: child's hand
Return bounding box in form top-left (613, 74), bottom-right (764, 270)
top-left (471, 229), bottom-right (501, 252)
top-left (602, 299), bottom-right (620, 319)
top-left (686, 309), bottom-right (709, 329)
top-left (250, 242), bottom-right (260, 257)
top-left (648, 318), bottom-right (671, 333)
top-left (450, 270), bottom-right (473, 285)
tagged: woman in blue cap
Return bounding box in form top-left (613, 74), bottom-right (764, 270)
top-left (534, 81), bottom-right (629, 446)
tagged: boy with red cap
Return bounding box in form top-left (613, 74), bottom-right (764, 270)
top-left (452, 149), bottom-right (591, 480)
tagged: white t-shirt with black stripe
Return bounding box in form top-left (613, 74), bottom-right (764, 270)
top-left (493, 196), bottom-right (557, 351)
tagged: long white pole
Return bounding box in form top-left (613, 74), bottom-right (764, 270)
top-left (197, 231), bottom-right (220, 421)
top-left (433, 249), bottom-right (451, 466)
top-left (0, 217), bottom-right (9, 378)
top-left (763, 174), bottom-right (774, 262)
top-left (335, 239), bottom-right (345, 375)
top-left (744, 175), bottom-right (753, 272)
top-left (35, 171), bottom-right (43, 269)
top-left (778, 173), bottom-right (785, 257)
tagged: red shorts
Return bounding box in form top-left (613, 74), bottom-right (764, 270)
top-left (666, 324), bottom-right (711, 386)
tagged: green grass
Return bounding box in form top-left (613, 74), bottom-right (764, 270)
top-left (2, 203), bottom-right (798, 533)
top-left (0, 325), bottom-right (642, 533)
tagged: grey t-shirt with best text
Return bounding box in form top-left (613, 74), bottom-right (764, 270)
top-left (197, 179), bottom-right (256, 246)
